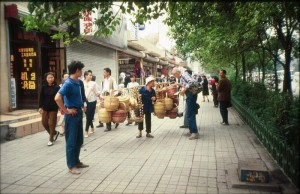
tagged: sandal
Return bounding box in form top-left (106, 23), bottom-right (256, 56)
top-left (146, 133), bottom-right (154, 138)
top-left (136, 134), bottom-right (142, 138)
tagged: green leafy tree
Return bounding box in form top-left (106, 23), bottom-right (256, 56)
top-left (22, 1), bottom-right (167, 44)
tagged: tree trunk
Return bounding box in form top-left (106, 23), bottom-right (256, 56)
top-left (234, 60), bottom-right (239, 82)
top-left (258, 67), bottom-right (261, 82)
top-left (283, 50), bottom-right (292, 95)
top-left (261, 47), bottom-right (266, 84)
top-left (273, 53), bottom-right (279, 93)
top-left (274, 13), bottom-right (293, 96)
top-left (242, 52), bottom-right (246, 82)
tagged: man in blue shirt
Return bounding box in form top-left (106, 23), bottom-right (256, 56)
top-left (55, 61), bottom-right (89, 174)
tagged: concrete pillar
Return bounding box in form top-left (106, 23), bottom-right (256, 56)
top-left (0, 2), bottom-right (10, 113)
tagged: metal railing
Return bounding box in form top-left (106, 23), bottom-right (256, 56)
top-left (232, 96), bottom-right (299, 188)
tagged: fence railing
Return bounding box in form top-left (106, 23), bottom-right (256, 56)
top-left (232, 96), bottom-right (299, 188)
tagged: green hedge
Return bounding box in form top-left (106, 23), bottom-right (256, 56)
top-left (232, 81), bottom-right (299, 150)
top-left (231, 81), bottom-right (299, 188)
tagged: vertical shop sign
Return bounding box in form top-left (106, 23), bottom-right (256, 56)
top-left (79, 9), bottom-right (98, 35)
top-left (10, 78), bottom-right (17, 108)
top-left (10, 54), bottom-right (16, 108)
top-left (17, 47), bottom-right (37, 91)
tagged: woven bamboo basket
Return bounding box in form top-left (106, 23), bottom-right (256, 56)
top-left (164, 97), bottom-right (173, 111)
top-left (98, 108), bottom-right (111, 123)
top-left (154, 101), bottom-right (166, 119)
top-left (103, 90), bottom-right (119, 111)
top-left (166, 107), bottom-right (178, 119)
top-left (111, 109), bottom-right (127, 123)
top-left (167, 84), bottom-right (177, 98)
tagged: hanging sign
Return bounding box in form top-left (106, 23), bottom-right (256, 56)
top-left (79, 9), bottom-right (98, 35)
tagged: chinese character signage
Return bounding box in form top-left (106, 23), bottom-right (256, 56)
top-left (18, 47), bottom-right (37, 91)
top-left (79, 9), bottom-right (98, 35)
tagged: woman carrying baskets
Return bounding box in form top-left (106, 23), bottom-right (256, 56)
top-left (136, 76), bottom-right (156, 138)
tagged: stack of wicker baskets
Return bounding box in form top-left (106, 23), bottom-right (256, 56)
top-left (153, 83), bottom-right (179, 119)
top-left (98, 90), bottom-right (128, 124)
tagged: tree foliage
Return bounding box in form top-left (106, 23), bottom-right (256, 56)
top-left (22, 1), bottom-right (167, 44)
top-left (165, 2), bottom-right (299, 96)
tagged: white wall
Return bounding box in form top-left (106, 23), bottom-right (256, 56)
top-left (0, 2), bottom-right (10, 113)
top-left (66, 41), bottom-right (117, 85)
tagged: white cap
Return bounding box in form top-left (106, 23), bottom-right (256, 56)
top-left (145, 76), bottom-right (155, 85)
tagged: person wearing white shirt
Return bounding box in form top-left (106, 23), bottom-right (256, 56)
top-left (126, 74), bottom-right (139, 126)
top-left (83, 70), bottom-right (100, 137)
top-left (102, 68), bottom-right (119, 132)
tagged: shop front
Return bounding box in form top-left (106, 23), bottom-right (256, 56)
top-left (118, 48), bottom-right (145, 84)
top-left (8, 18), bottom-right (65, 109)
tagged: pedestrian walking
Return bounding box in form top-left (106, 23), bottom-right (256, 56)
top-left (211, 76), bottom-right (219, 107)
top-left (58, 73), bottom-right (69, 136)
top-left (136, 76), bottom-right (156, 138)
top-left (38, 72), bottom-right (60, 146)
top-left (101, 67), bottom-right (119, 132)
top-left (55, 61), bottom-right (89, 175)
top-left (217, 69), bottom-right (231, 125)
top-left (83, 70), bottom-right (100, 137)
top-left (172, 67), bottom-right (199, 140)
top-left (202, 75), bottom-right (210, 102)
top-left (126, 74), bottom-right (139, 126)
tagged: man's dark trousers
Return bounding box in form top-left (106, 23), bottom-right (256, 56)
top-left (64, 108), bottom-right (83, 169)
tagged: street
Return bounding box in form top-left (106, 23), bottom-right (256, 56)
top-left (0, 96), bottom-right (297, 194)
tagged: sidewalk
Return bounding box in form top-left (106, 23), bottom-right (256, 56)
top-left (0, 96), bottom-right (298, 194)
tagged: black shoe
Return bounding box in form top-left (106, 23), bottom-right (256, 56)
top-left (126, 122), bottom-right (131, 126)
top-left (179, 125), bottom-right (189, 128)
top-left (104, 128), bottom-right (111, 132)
top-left (54, 131), bottom-right (59, 142)
top-left (220, 122), bottom-right (229, 125)
top-left (96, 123), bottom-right (104, 128)
top-left (115, 123), bottom-right (119, 129)
top-left (177, 112), bottom-right (183, 117)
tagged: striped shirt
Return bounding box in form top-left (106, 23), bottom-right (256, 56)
top-left (180, 71), bottom-right (196, 89)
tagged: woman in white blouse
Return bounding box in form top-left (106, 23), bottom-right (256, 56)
top-left (126, 74), bottom-right (140, 126)
top-left (83, 70), bottom-right (100, 137)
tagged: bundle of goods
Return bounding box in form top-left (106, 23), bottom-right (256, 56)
top-left (153, 83), bottom-right (179, 119)
top-left (118, 90), bottom-right (130, 112)
top-left (127, 86), bottom-right (144, 123)
top-left (98, 89), bottom-right (128, 124)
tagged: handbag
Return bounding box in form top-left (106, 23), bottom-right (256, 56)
top-left (188, 82), bottom-right (203, 95)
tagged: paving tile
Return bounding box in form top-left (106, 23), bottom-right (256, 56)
top-left (0, 95), bottom-right (297, 194)
top-left (0, 184), bottom-right (36, 193)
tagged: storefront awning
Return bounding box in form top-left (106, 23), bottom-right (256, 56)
top-left (144, 54), bottom-right (159, 63)
top-left (119, 48), bottom-right (145, 58)
top-left (158, 59), bottom-right (168, 66)
top-left (128, 41), bottom-right (146, 51)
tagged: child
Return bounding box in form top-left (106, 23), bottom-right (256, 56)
top-left (136, 76), bottom-right (156, 138)
top-left (126, 74), bottom-right (140, 126)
